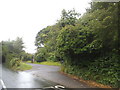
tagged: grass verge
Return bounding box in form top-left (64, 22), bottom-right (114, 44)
top-left (15, 62), bottom-right (32, 71)
top-left (39, 61), bottom-right (61, 66)
top-left (27, 61), bottom-right (61, 66)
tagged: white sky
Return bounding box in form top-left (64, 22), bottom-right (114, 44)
top-left (0, 0), bottom-right (91, 54)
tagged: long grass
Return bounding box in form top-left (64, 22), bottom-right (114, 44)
top-left (39, 61), bottom-right (61, 66)
top-left (16, 63), bottom-right (32, 71)
top-left (27, 61), bottom-right (61, 66)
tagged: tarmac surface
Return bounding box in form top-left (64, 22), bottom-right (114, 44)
top-left (25, 63), bottom-right (91, 88)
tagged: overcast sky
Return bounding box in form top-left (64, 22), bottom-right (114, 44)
top-left (0, 0), bottom-right (91, 54)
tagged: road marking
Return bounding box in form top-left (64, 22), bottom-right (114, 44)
top-left (55, 85), bottom-right (65, 88)
top-left (0, 79), bottom-right (7, 90)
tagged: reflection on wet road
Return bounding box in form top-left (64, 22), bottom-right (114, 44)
top-left (25, 63), bottom-right (91, 88)
top-left (2, 66), bottom-right (58, 88)
top-left (2, 63), bottom-right (91, 89)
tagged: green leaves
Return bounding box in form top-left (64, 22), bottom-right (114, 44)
top-left (1, 37), bottom-right (25, 68)
top-left (58, 9), bottom-right (80, 27)
top-left (35, 2), bottom-right (119, 87)
top-left (10, 58), bottom-right (21, 68)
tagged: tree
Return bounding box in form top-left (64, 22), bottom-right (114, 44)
top-left (35, 4), bottom-right (119, 87)
top-left (35, 9), bottom-right (81, 62)
top-left (58, 9), bottom-right (80, 27)
top-left (13, 37), bottom-right (24, 54)
top-left (1, 37), bottom-right (24, 68)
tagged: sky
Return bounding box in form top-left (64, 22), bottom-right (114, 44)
top-left (0, 0), bottom-right (91, 54)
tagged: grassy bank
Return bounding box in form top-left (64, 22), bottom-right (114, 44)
top-left (27, 61), bottom-right (61, 66)
top-left (12, 62), bottom-right (32, 71)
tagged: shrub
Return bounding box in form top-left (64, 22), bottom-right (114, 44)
top-left (9, 58), bottom-right (21, 68)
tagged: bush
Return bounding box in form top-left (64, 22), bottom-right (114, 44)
top-left (9, 58), bottom-right (21, 68)
top-left (61, 53), bottom-right (119, 88)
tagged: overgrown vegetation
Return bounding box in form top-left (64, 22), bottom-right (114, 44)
top-left (1, 37), bottom-right (33, 71)
top-left (35, 2), bottom-right (120, 88)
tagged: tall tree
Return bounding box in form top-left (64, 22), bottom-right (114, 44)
top-left (2, 37), bottom-right (24, 65)
top-left (58, 9), bottom-right (80, 27)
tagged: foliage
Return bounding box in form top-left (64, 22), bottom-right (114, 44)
top-left (62, 54), bottom-right (119, 87)
top-left (58, 9), bottom-right (80, 27)
top-left (35, 2), bottom-right (119, 88)
top-left (21, 52), bottom-right (33, 61)
top-left (1, 37), bottom-right (26, 69)
top-left (34, 47), bottom-right (47, 62)
top-left (9, 58), bottom-right (21, 68)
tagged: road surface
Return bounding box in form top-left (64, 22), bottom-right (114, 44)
top-left (2, 66), bottom-right (58, 88)
top-left (25, 63), bottom-right (91, 88)
top-left (1, 63), bottom-right (94, 89)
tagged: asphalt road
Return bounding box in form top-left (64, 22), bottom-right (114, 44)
top-left (1, 63), bottom-right (94, 89)
top-left (25, 63), bottom-right (91, 88)
top-left (2, 66), bottom-right (58, 88)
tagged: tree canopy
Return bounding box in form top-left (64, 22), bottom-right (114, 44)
top-left (35, 2), bottom-right (119, 88)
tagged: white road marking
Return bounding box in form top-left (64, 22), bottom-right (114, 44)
top-left (55, 85), bottom-right (65, 88)
top-left (0, 79), bottom-right (7, 90)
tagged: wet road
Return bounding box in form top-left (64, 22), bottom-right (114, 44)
top-left (1, 63), bottom-right (92, 89)
top-left (2, 66), bottom-right (58, 88)
top-left (25, 63), bottom-right (91, 88)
